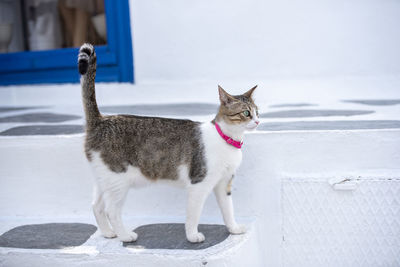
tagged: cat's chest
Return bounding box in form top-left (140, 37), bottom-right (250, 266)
top-left (218, 146), bottom-right (242, 173)
top-left (201, 123), bottom-right (243, 174)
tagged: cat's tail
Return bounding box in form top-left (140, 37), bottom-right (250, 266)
top-left (78, 43), bottom-right (101, 125)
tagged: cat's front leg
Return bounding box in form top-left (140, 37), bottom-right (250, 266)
top-left (214, 175), bottom-right (246, 235)
top-left (185, 184), bottom-right (213, 243)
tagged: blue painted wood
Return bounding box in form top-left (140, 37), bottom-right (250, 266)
top-left (0, 46), bottom-right (116, 72)
top-left (116, 0), bottom-right (134, 82)
top-left (0, 0), bottom-right (133, 85)
top-left (104, 1), bottom-right (117, 52)
top-left (0, 66), bottom-right (119, 85)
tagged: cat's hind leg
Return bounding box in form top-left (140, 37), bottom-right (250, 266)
top-left (213, 176), bottom-right (246, 235)
top-left (102, 178), bottom-right (137, 242)
top-left (92, 184), bottom-right (116, 238)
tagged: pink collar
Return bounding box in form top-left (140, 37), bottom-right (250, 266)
top-left (214, 122), bottom-right (243, 149)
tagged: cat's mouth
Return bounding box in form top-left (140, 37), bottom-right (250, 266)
top-left (246, 123), bottom-right (259, 131)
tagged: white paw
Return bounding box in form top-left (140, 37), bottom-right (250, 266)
top-left (118, 232), bottom-right (138, 242)
top-left (102, 230), bottom-right (117, 238)
top-left (228, 224), bottom-right (246, 235)
top-left (186, 232), bottom-right (205, 243)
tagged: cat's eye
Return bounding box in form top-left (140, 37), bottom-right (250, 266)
top-left (243, 110), bottom-right (250, 117)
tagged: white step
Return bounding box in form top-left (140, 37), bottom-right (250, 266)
top-left (1, 128), bottom-right (400, 266)
top-left (0, 218), bottom-right (260, 267)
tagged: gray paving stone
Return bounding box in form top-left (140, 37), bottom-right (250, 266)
top-left (0, 113), bottom-right (80, 123)
top-left (0, 125), bottom-right (84, 136)
top-left (123, 223), bottom-right (230, 250)
top-left (0, 223), bottom-right (97, 249)
top-left (257, 120), bottom-right (400, 131)
top-left (342, 99), bottom-right (400, 106)
top-left (260, 109), bottom-right (374, 118)
top-left (100, 103), bottom-right (219, 116)
top-left (0, 107), bottom-right (47, 113)
top-left (269, 103), bottom-right (317, 108)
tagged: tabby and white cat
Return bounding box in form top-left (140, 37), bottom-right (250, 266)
top-left (78, 43), bottom-right (259, 243)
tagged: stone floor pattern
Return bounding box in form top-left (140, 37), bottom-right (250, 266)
top-left (0, 223), bottom-right (229, 250)
top-left (0, 99), bottom-right (399, 135)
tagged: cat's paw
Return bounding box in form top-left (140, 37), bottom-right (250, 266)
top-left (118, 232), bottom-right (138, 242)
top-left (228, 224), bottom-right (246, 235)
top-left (186, 232), bottom-right (205, 243)
top-left (102, 230), bottom-right (117, 239)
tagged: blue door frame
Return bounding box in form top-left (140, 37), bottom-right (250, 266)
top-left (0, 0), bottom-right (133, 85)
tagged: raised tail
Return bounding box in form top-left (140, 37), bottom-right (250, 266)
top-left (78, 43), bottom-right (101, 126)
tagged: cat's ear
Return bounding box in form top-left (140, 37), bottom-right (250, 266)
top-left (243, 85), bottom-right (257, 98)
top-left (218, 85), bottom-right (236, 105)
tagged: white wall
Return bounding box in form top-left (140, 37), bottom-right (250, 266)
top-left (129, 0), bottom-right (400, 83)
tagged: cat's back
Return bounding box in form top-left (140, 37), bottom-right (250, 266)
top-left (85, 114), bottom-right (206, 181)
top-left (86, 114), bottom-right (200, 145)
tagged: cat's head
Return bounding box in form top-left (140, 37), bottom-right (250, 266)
top-left (216, 85), bottom-right (260, 131)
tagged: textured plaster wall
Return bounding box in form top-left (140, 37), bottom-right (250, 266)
top-left (129, 0), bottom-right (400, 83)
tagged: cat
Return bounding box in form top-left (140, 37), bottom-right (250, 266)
top-left (78, 43), bottom-right (260, 243)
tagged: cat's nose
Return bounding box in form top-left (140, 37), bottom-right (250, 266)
top-left (255, 120), bottom-right (260, 125)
